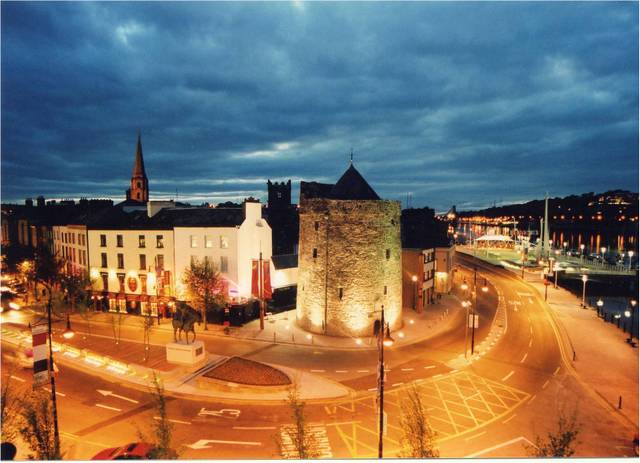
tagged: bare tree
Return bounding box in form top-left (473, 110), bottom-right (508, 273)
top-left (17, 388), bottom-right (62, 460)
top-left (398, 384), bottom-right (439, 458)
top-left (1, 367), bottom-right (23, 444)
top-left (140, 307), bottom-right (155, 362)
top-left (526, 409), bottom-right (580, 457)
top-left (276, 385), bottom-right (319, 459)
top-left (144, 374), bottom-right (178, 459)
top-left (107, 311), bottom-right (124, 346)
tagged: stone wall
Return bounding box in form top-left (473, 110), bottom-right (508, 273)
top-left (296, 198), bottom-right (402, 337)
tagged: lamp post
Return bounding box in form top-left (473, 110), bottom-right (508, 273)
top-left (600, 246), bottom-right (607, 267)
top-left (563, 241), bottom-right (568, 256)
top-left (374, 306), bottom-right (394, 459)
top-left (521, 247), bottom-right (526, 279)
top-left (553, 263), bottom-right (560, 289)
top-left (596, 298), bottom-right (604, 318)
top-left (580, 243), bottom-right (585, 262)
top-left (581, 274), bottom-right (588, 308)
top-left (411, 275), bottom-right (418, 311)
top-left (628, 299), bottom-right (637, 342)
top-left (628, 251), bottom-right (635, 272)
top-left (543, 276), bottom-right (550, 301)
top-left (461, 279), bottom-right (469, 359)
top-left (62, 314), bottom-right (75, 340)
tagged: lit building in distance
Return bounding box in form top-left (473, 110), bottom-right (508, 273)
top-left (296, 163), bottom-right (402, 337)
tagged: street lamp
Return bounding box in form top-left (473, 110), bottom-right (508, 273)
top-left (580, 243), bottom-right (586, 261)
top-left (553, 263), bottom-right (560, 289)
top-left (374, 306), bottom-right (394, 458)
top-left (581, 274), bottom-right (588, 308)
top-left (628, 251), bottom-right (635, 272)
top-left (62, 314), bottom-right (75, 340)
top-left (411, 275), bottom-right (418, 311)
top-left (481, 279), bottom-right (488, 293)
top-left (596, 298), bottom-right (604, 317)
top-left (600, 246), bottom-right (607, 266)
top-left (563, 241), bottom-right (568, 255)
top-left (628, 299), bottom-right (637, 342)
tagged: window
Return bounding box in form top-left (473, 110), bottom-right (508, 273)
top-left (220, 256), bottom-right (228, 273)
top-left (140, 274), bottom-right (147, 294)
top-left (100, 234), bottom-right (106, 247)
top-left (137, 181), bottom-right (141, 188)
top-left (190, 235), bottom-right (198, 248)
top-left (139, 254), bottom-right (146, 270)
top-left (117, 273), bottom-right (125, 293)
top-left (117, 234), bottom-right (123, 247)
top-left (71, 234), bottom-right (75, 244)
top-left (314, 221), bottom-right (319, 231)
top-left (220, 236), bottom-right (229, 249)
top-left (101, 253), bottom-right (108, 268)
top-left (313, 248), bottom-right (318, 258)
top-left (156, 254), bottom-right (164, 270)
top-left (205, 236), bottom-right (213, 248)
top-left (339, 288), bottom-right (343, 300)
top-left (385, 249), bottom-right (391, 260)
top-left (156, 235), bottom-right (164, 248)
top-left (117, 253), bottom-right (124, 269)
top-left (139, 235), bottom-right (146, 248)
top-left (100, 272), bottom-right (108, 291)
top-left (384, 286), bottom-right (388, 295)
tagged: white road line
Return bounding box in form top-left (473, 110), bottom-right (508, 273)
top-left (466, 436), bottom-right (536, 458)
top-left (502, 414), bottom-right (517, 424)
top-left (9, 375), bottom-right (26, 383)
top-left (233, 426), bottom-right (276, 430)
top-left (400, 368), bottom-right (414, 371)
top-left (450, 369), bottom-right (458, 373)
top-left (310, 369), bottom-right (325, 373)
top-left (520, 353), bottom-right (528, 363)
top-left (357, 370), bottom-right (369, 373)
top-left (433, 374), bottom-right (443, 379)
top-left (392, 382), bottom-right (404, 387)
top-left (200, 439), bottom-right (262, 447)
top-left (542, 380), bottom-right (550, 389)
top-left (96, 403), bottom-right (121, 412)
top-left (528, 338), bottom-right (533, 348)
top-left (502, 371), bottom-right (514, 382)
top-left (43, 387), bottom-right (66, 397)
top-left (529, 326), bottom-right (533, 335)
top-left (553, 366), bottom-right (560, 375)
top-left (528, 394), bottom-right (537, 404)
top-left (367, 387), bottom-right (377, 392)
top-left (154, 416), bottom-right (191, 425)
top-left (424, 365), bottom-right (436, 369)
top-left (465, 431), bottom-right (487, 441)
top-left (335, 370), bottom-right (348, 373)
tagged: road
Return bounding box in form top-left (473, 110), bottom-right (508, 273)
top-left (2, 253), bottom-right (636, 458)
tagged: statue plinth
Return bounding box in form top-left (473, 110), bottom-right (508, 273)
top-left (166, 340), bottom-right (206, 365)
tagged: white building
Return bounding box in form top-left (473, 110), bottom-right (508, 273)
top-left (52, 224), bottom-right (89, 276)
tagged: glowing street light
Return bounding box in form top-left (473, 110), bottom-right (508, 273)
top-left (596, 298), bottom-right (604, 317)
top-left (411, 275), bottom-right (418, 311)
top-left (580, 243), bottom-right (586, 261)
top-left (62, 315), bottom-right (75, 340)
top-left (628, 250), bottom-right (635, 271)
top-left (581, 274), bottom-right (588, 308)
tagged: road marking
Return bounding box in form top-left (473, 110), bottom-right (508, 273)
top-left (400, 368), bottom-right (414, 371)
top-left (528, 298), bottom-right (533, 304)
top-left (335, 370), bottom-right (348, 373)
top-left (520, 353), bottom-right (528, 363)
top-left (233, 426), bottom-right (276, 430)
top-left (517, 292), bottom-right (533, 297)
top-left (450, 369), bottom-right (458, 373)
top-left (95, 403), bottom-right (121, 412)
top-left (392, 382), bottom-right (403, 387)
top-left (187, 439), bottom-right (262, 449)
top-left (154, 416), bottom-right (191, 425)
top-left (465, 431), bottom-right (487, 441)
top-left (528, 394), bottom-right (537, 404)
top-left (310, 369), bottom-right (325, 373)
top-left (466, 436), bottom-right (536, 458)
top-left (424, 365), bottom-right (435, 369)
top-left (502, 371), bottom-right (514, 382)
top-left (529, 326), bottom-right (533, 335)
top-left (433, 373), bottom-right (443, 378)
top-left (367, 387), bottom-right (377, 392)
top-left (542, 380), bottom-right (550, 389)
top-left (198, 408), bottom-right (241, 419)
top-left (553, 366), bottom-right (560, 375)
top-left (9, 375), bottom-right (25, 383)
top-left (97, 389), bottom-right (139, 404)
top-left (43, 387), bottom-right (66, 397)
top-left (357, 370), bottom-right (369, 373)
top-left (502, 414), bottom-right (517, 424)
top-left (528, 338), bottom-right (533, 348)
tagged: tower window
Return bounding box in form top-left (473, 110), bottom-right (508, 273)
top-left (139, 235), bottom-right (146, 248)
top-left (338, 288), bottom-right (343, 300)
top-left (384, 286), bottom-right (388, 295)
top-left (386, 249), bottom-right (391, 260)
top-left (136, 193), bottom-right (141, 200)
top-left (314, 221), bottom-right (319, 231)
top-left (137, 182), bottom-right (141, 188)
top-left (313, 248), bottom-right (318, 258)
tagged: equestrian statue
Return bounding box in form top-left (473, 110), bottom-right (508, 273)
top-left (172, 302), bottom-right (202, 344)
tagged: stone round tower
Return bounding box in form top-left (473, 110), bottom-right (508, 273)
top-left (296, 164), bottom-right (402, 337)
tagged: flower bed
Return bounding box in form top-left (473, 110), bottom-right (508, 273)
top-left (202, 356), bottom-right (291, 386)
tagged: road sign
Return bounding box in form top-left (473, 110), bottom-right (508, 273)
top-left (468, 314), bottom-right (479, 329)
top-left (32, 323), bottom-right (49, 387)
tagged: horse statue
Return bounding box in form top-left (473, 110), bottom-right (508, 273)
top-left (172, 303), bottom-right (202, 344)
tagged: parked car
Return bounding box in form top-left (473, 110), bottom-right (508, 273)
top-left (91, 443), bottom-right (155, 460)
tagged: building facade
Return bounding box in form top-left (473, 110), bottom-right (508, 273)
top-left (53, 224), bottom-right (89, 276)
top-left (434, 245), bottom-right (455, 294)
top-left (402, 248), bottom-right (435, 312)
top-left (296, 165), bottom-right (402, 337)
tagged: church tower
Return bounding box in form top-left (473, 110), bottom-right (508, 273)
top-left (126, 133), bottom-right (149, 203)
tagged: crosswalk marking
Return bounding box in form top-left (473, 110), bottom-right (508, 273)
top-left (279, 424), bottom-right (332, 459)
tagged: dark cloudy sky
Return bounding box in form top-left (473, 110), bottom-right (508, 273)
top-left (2, 2), bottom-right (638, 212)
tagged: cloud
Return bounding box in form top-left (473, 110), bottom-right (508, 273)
top-left (1, 2), bottom-right (637, 211)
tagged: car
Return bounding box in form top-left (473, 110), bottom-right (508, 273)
top-left (0, 290), bottom-right (20, 312)
top-left (91, 443), bottom-right (156, 460)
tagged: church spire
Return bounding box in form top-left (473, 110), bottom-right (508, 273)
top-left (128, 132), bottom-right (149, 202)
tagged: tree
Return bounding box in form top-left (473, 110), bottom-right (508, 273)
top-left (144, 375), bottom-right (178, 459)
top-left (108, 311), bottom-right (124, 346)
top-left (1, 367), bottom-right (23, 444)
top-left (61, 273), bottom-right (96, 343)
top-left (527, 409), bottom-right (580, 457)
top-left (17, 388), bottom-right (62, 460)
top-left (181, 257), bottom-right (227, 330)
top-left (140, 306), bottom-right (155, 362)
top-left (398, 384), bottom-right (439, 458)
top-left (277, 385), bottom-right (319, 459)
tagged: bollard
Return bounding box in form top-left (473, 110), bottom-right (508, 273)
top-left (618, 395), bottom-right (622, 409)
top-left (572, 351), bottom-right (576, 361)
top-left (273, 332), bottom-right (276, 344)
